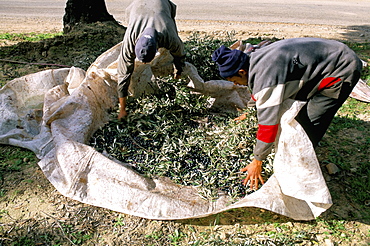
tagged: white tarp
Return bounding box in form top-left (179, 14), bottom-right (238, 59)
top-left (5, 41), bottom-right (370, 220)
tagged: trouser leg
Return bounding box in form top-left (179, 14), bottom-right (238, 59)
top-left (295, 82), bottom-right (356, 147)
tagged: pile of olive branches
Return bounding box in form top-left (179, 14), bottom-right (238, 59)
top-left (89, 35), bottom-right (274, 201)
top-left (90, 76), bottom-right (273, 201)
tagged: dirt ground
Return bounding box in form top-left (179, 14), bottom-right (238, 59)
top-left (1, 15), bottom-right (370, 43)
top-left (1, 18), bottom-right (370, 245)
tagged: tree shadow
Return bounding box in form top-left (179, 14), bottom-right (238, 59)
top-left (316, 112), bottom-right (370, 223)
top-left (338, 24), bottom-right (370, 43)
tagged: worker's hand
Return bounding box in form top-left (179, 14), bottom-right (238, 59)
top-left (118, 108), bottom-right (128, 121)
top-left (240, 159), bottom-right (265, 190)
top-left (233, 112), bottom-right (247, 122)
top-left (174, 73), bottom-right (181, 80)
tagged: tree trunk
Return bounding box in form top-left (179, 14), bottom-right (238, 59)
top-left (63, 0), bottom-right (117, 33)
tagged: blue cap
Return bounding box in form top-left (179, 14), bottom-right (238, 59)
top-left (135, 28), bottom-right (158, 63)
top-left (212, 45), bottom-right (249, 78)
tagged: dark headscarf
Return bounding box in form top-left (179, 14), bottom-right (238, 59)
top-left (212, 45), bottom-right (249, 78)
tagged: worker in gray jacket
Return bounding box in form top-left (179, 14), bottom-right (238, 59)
top-left (212, 38), bottom-right (362, 189)
top-left (117, 0), bottom-right (185, 119)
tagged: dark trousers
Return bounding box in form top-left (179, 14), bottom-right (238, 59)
top-left (295, 82), bottom-right (357, 147)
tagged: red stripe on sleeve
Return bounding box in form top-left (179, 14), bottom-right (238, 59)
top-left (318, 77), bottom-right (341, 91)
top-left (251, 94), bottom-right (257, 101)
top-left (257, 124), bottom-right (279, 143)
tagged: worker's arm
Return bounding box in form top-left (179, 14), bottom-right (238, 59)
top-left (117, 33), bottom-right (136, 119)
top-left (118, 97), bottom-right (128, 119)
top-left (169, 39), bottom-right (185, 77)
top-left (162, 28), bottom-right (185, 77)
top-left (117, 40), bottom-right (135, 98)
top-left (240, 83), bottom-right (283, 189)
top-left (117, 53), bottom-right (134, 120)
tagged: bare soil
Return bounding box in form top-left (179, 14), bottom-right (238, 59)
top-left (0, 19), bottom-right (370, 245)
top-left (1, 16), bottom-right (370, 42)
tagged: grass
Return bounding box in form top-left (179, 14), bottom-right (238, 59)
top-left (0, 28), bottom-right (370, 245)
top-left (0, 32), bottom-right (63, 43)
top-left (0, 146), bottom-right (36, 182)
top-left (0, 32), bottom-right (63, 87)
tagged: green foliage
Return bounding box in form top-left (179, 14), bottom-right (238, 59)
top-left (168, 229), bottom-right (186, 245)
top-left (114, 214), bottom-right (125, 227)
top-left (184, 33), bottom-right (230, 81)
top-left (0, 32), bottom-right (63, 42)
top-left (0, 145), bottom-right (36, 181)
top-left (90, 76), bottom-right (273, 201)
top-left (316, 219), bottom-right (351, 239)
top-left (61, 223), bottom-right (92, 245)
top-left (185, 227), bottom-right (318, 246)
top-left (71, 231), bottom-right (92, 245)
top-left (90, 34), bottom-right (280, 201)
top-left (9, 236), bottom-right (34, 246)
top-left (0, 209), bottom-right (9, 216)
top-left (145, 231), bottom-right (164, 240)
top-left (183, 32), bottom-right (278, 81)
top-left (346, 42), bottom-right (370, 84)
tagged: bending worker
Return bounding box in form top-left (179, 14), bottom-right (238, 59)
top-left (212, 38), bottom-right (362, 189)
top-left (117, 0), bottom-right (185, 119)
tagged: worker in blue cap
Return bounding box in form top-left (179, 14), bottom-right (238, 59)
top-left (117, 0), bottom-right (185, 120)
top-left (212, 38), bottom-right (362, 189)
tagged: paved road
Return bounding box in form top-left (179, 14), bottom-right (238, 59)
top-left (1, 0), bottom-right (370, 26)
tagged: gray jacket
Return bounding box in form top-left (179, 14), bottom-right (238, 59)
top-left (248, 38), bottom-right (362, 160)
top-left (117, 0), bottom-right (185, 98)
